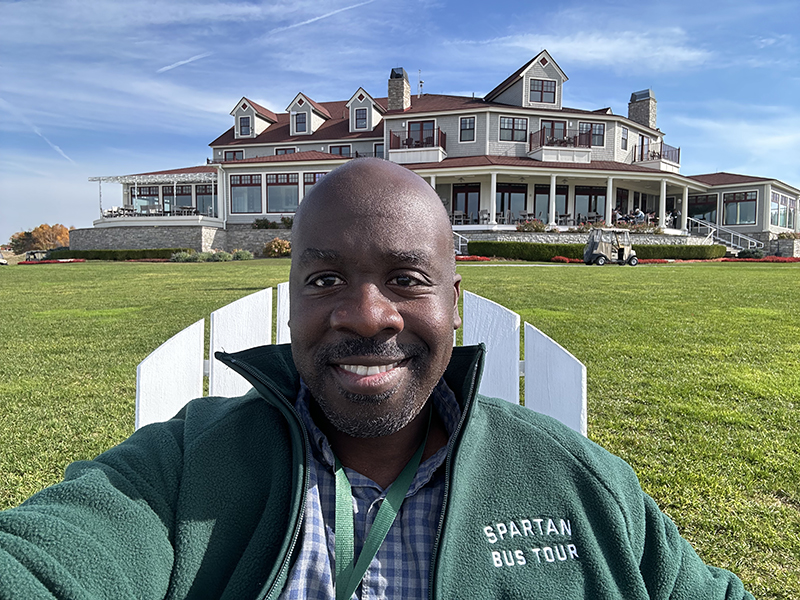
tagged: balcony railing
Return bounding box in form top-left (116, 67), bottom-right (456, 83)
top-left (389, 128), bottom-right (447, 152)
top-left (632, 141), bottom-right (680, 164)
top-left (529, 127), bottom-right (592, 152)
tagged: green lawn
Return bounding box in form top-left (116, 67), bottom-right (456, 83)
top-left (1, 260), bottom-right (798, 598)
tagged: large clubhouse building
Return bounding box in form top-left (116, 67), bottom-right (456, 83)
top-left (75, 50), bottom-right (799, 253)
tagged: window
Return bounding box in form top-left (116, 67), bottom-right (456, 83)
top-left (688, 194), bottom-right (718, 223)
top-left (453, 183), bottom-right (480, 221)
top-left (355, 108), bottom-right (367, 129)
top-left (304, 172), bottom-right (326, 194)
top-left (230, 174), bottom-right (262, 213)
top-left (374, 143), bottom-right (384, 159)
top-left (574, 186), bottom-right (607, 221)
top-left (267, 173), bottom-right (299, 213)
top-left (224, 150), bottom-right (244, 161)
top-left (460, 117), bottom-right (475, 142)
top-left (541, 120), bottom-right (566, 143)
top-left (239, 117), bottom-right (251, 136)
top-left (637, 135), bottom-right (650, 161)
top-left (407, 120), bottom-right (435, 146)
top-left (621, 127), bottom-right (628, 150)
top-left (275, 148), bottom-right (296, 155)
top-left (329, 145), bottom-right (351, 156)
top-left (771, 191), bottom-right (795, 227)
top-left (616, 188), bottom-right (629, 212)
top-left (532, 185), bottom-right (567, 220)
top-left (162, 185), bottom-right (193, 209)
top-left (496, 183), bottom-right (527, 216)
top-left (295, 112), bottom-right (306, 133)
top-left (724, 191), bottom-right (757, 225)
top-left (196, 184), bottom-right (217, 217)
top-left (131, 186), bottom-right (159, 212)
top-left (579, 123), bottom-right (605, 147)
top-left (530, 79), bottom-right (556, 103)
top-left (500, 116), bottom-right (527, 142)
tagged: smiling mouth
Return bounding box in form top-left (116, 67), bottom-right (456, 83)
top-left (338, 361), bottom-right (401, 376)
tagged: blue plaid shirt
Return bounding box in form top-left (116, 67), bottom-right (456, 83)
top-left (278, 379), bottom-right (462, 600)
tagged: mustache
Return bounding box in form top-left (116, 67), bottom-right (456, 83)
top-left (314, 338), bottom-right (425, 364)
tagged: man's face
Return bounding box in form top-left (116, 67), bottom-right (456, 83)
top-left (289, 166), bottom-right (460, 438)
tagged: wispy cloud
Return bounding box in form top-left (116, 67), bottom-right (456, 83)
top-left (0, 98), bottom-right (75, 164)
top-left (157, 52), bottom-right (214, 73)
top-left (266, 0), bottom-right (376, 35)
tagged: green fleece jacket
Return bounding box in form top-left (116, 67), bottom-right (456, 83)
top-left (0, 344), bottom-right (752, 599)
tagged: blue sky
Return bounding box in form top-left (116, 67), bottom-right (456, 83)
top-left (1, 0), bottom-right (798, 244)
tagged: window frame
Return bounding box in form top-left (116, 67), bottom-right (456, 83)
top-left (373, 142), bottom-right (384, 159)
top-left (266, 173), bottom-right (299, 213)
top-left (230, 174), bottom-right (262, 214)
top-left (294, 112), bottom-right (307, 134)
top-left (328, 145), bottom-right (352, 156)
top-left (224, 150), bottom-right (244, 161)
top-left (459, 116), bottom-right (476, 143)
top-left (275, 147), bottom-right (296, 155)
top-left (354, 107), bottom-right (368, 130)
top-left (239, 116), bottom-right (251, 136)
top-left (499, 116), bottom-right (527, 143)
top-left (621, 127), bottom-right (628, 151)
top-left (303, 172), bottom-right (327, 195)
top-left (530, 79), bottom-right (556, 104)
top-left (579, 122), bottom-right (605, 147)
top-left (723, 190), bottom-right (758, 226)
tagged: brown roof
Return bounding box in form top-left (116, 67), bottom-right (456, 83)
top-left (243, 97), bottom-right (277, 122)
top-left (129, 165), bottom-right (217, 177)
top-left (210, 98), bottom-right (388, 147)
top-left (304, 95), bottom-right (332, 119)
top-left (484, 50), bottom-right (567, 102)
top-left (219, 151), bottom-right (351, 164)
top-left (688, 172), bottom-right (771, 186)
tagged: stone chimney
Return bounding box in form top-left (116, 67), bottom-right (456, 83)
top-left (628, 89), bottom-right (657, 129)
top-left (388, 67), bottom-right (410, 111)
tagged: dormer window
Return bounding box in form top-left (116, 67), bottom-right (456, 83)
top-left (530, 79), bottom-right (556, 103)
top-left (295, 113), bottom-right (307, 133)
top-left (239, 116), bottom-right (251, 136)
top-left (355, 108), bottom-right (367, 129)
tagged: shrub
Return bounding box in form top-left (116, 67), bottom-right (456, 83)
top-left (468, 241), bottom-right (584, 262)
top-left (263, 237), bottom-right (291, 257)
top-left (170, 251), bottom-right (194, 262)
top-left (280, 216), bottom-right (294, 229)
top-left (252, 218), bottom-right (282, 229)
top-left (231, 249), bottom-right (254, 261)
top-left (50, 248), bottom-right (191, 261)
top-left (632, 244), bottom-right (726, 260)
top-left (777, 232), bottom-right (800, 239)
top-left (192, 252), bottom-right (213, 262)
top-left (210, 251), bottom-right (232, 262)
top-left (515, 219), bottom-right (547, 232)
top-left (737, 248), bottom-right (765, 259)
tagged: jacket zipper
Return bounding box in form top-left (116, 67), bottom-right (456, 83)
top-left (221, 356), bottom-right (311, 600)
top-left (427, 353), bottom-right (483, 600)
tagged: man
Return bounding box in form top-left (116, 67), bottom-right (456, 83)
top-left (0, 159), bottom-right (752, 599)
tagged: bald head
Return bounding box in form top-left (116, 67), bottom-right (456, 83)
top-left (293, 158), bottom-right (454, 272)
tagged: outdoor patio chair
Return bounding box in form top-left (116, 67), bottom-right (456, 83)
top-left (452, 210), bottom-right (466, 225)
top-left (478, 209), bottom-right (490, 224)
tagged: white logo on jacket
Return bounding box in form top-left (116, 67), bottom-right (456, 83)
top-left (483, 517), bottom-right (579, 568)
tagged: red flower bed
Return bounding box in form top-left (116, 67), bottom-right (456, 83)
top-left (19, 259), bottom-right (86, 265)
top-left (551, 256), bottom-right (583, 263)
top-left (456, 255), bottom-right (492, 262)
top-left (125, 258), bottom-right (170, 262)
top-left (639, 259), bottom-right (669, 264)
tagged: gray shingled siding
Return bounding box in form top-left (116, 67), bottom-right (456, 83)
top-left (444, 113), bottom-right (486, 158)
top-left (487, 112), bottom-right (530, 157)
top-left (525, 62), bottom-right (563, 109)
top-left (493, 79), bottom-right (524, 106)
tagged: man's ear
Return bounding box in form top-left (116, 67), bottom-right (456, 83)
top-left (452, 274), bottom-right (462, 330)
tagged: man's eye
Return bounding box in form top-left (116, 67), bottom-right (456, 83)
top-left (390, 274), bottom-right (422, 287)
top-left (310, 274), bottom-right (344, 288)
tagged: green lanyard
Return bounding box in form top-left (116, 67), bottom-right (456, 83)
top-left (333, 410), bottom-right (432, 600)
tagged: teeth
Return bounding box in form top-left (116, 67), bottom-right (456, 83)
top-left (340, 361), bottom-right (400, 376)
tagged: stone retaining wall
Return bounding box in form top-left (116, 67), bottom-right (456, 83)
top-left (768, 238), bottom-right (800, 258)
top-left (461, 231), bottom-right (709, 245)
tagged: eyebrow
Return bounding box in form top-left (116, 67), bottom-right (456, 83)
top-left (297, 248), bottom-right (341, 267)
top-left (297, 248), bottom-right (433, 268)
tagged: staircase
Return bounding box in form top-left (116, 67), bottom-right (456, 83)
top-left (686, 217), bottom-right (764, 254)
top-left (453, 231), bottom-right (469, 255)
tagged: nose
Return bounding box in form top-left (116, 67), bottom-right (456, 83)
top-left (329, 282), bottom-right (403, 338)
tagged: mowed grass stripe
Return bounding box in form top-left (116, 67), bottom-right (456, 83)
top-left (0, 259), bottom-right (798, 598)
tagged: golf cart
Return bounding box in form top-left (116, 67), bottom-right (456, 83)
top-left (584, 228), bottom-right (638, 266)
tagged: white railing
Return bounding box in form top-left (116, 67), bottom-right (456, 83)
top-left (453, 231), bottom-right (469, 255)
top-left (136, 285), bottom-right (587, 435)
top-left (687, 217), bottom-right (764, 251)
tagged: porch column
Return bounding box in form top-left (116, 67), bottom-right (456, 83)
top-left (429, 175), bottom-right (436, 189)
top-left (489, 172), bottom-right (497, 225)
top-left (659, 179), bottom-right (667, 228)
top-left (605, 176), bottom-right (614, 225)
top-left (681, 186), bottom-right (689, 232)
top-left (98, 180), bottom-right (103, 215)
top-left (298, 171), bottom-right (305, 202)
top-left (548, 173), bottom-right (557, 227)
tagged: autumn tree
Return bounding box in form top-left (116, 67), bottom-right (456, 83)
top-left (9, 224), bottom-right (74, 253)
